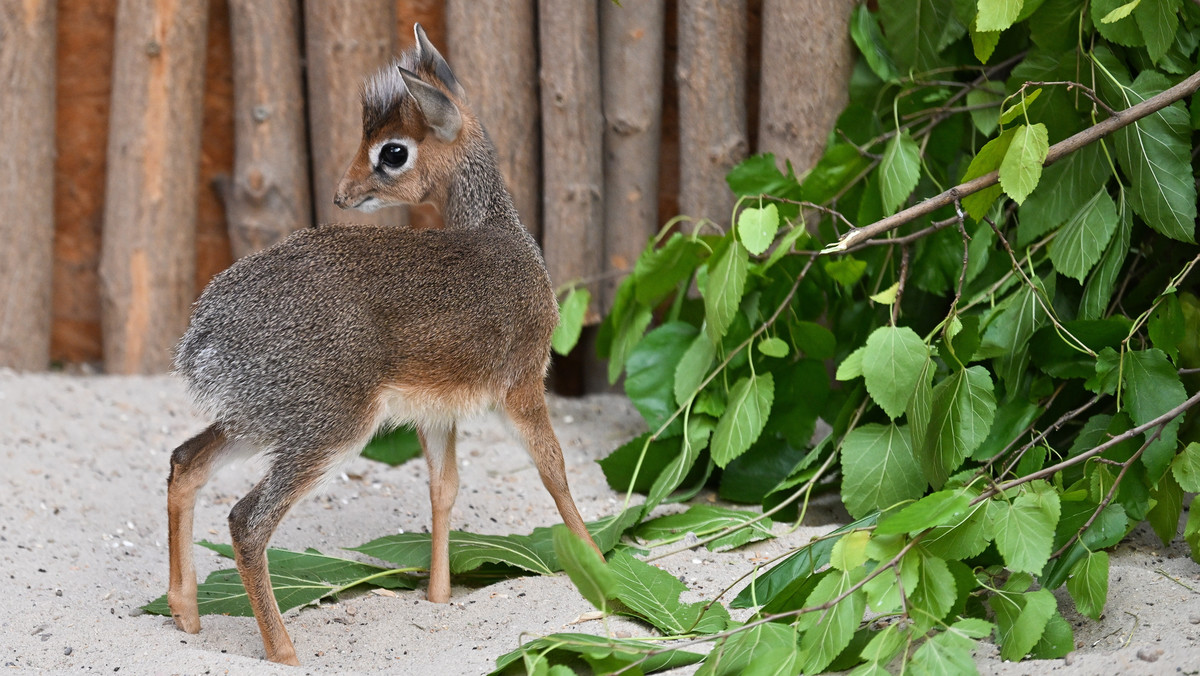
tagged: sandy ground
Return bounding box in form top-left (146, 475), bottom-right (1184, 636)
top-left (2, 370), bottom-right (1198, 675)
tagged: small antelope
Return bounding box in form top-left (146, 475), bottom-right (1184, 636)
top-left (166, 25), bottom-right (601, 666)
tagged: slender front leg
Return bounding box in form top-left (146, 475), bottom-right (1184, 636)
top-left (503, 382), bottom-right (601, 557)
top-left (421, 423), bottom-right (459, 603)
top-left (167, 424), bottom-right (228, 634)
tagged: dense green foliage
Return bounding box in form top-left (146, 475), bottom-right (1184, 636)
top-left (545, 0), bottom-right (1200, 672)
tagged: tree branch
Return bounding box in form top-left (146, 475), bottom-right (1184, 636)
top-left (826, 69), bottom-right (1200, 253)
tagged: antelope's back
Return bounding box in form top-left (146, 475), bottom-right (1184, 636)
top-left (174, 223), bottom-right (556, 448)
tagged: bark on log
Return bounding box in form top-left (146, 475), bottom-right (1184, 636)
top-left (600, 0), bottom-right (665, 312)
top-left (538, 2), bottom-right (604, 320)
top-left (677, 0), bottom-right (748, 225)
top-left (221, 0), bottom-right (311, 259)
top-left (0, 0), bottom-right (56, 370)
top-left (99, 0), bottom-right (209, 374)
top-left (305, 0), bottom-right (402, 227)
top-left (757, 0), bottom-right (854, 172)
top-left (446, 0), bottom-right (540, 239)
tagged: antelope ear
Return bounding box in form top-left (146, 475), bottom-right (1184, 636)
top-left (399, 67), bottom-right (462, 142)
top-left (413, 23), bottom-right (463, 97)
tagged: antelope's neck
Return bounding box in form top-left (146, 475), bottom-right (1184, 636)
top-left (441, 132), bottom-right (525, 236)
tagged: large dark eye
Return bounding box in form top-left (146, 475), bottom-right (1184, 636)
top-left (379, 143), bottom-right (408, 169)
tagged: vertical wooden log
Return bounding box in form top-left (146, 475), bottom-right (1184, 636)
top-left (677, 0), bottom-right (747, 224)
top-left (757, 0), bottom-right (854, 172)
top-left (99, 0), bottom-right (209, 374)
top-left (538, 2), bottom-right (604, 318)
top-left (222, 0), bottom-right (311, 258)
top-left (0, 0), bottom-right (56, 370)
top-left (446, 0), bottom-right (540, 239)
top-left (304, 0), bottom-right (402, 227)
top-left (600, 1), bottom-right (665, 312)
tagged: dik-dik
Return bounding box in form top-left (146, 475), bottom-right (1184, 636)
top-left (165, 25), bottom-right (601, 666)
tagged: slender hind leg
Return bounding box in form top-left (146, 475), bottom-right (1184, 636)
top-left (503, 380), bottom-right (601, 556)
top-left (227, 453), bottom-right (337, 666)
top-left (420, 424), bottom-right (459, 603)
top-left (167, 424), bottom-right (232, 633)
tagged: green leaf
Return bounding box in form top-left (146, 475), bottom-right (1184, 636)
top-left (1133, 0), bottom-right (1181, 63)
top-left (599, 433), bottom-right (681, 493)
top-left (491, 633), bottom-right (703, 676)
top-left (960, 127), bottom-right (1015, 220)
top-left (731, 515), bottom-right (878, 609)
top-left (824, 256), bottom-right (868, 288)
top-left (921, 366), bottom-right (997, 488)
top-left (977, 0), bottom-right (1026, 31)
top-left (1018, 142), bottom-right (1110, 246)
top-left (837, 346), bottom-right (866, 381)
top-left (850, 4), bottom-right (899, 82)
top-left (831, 530), bottom-right (871, 571)
top-left (880, 130), bottom-right (922, 216)
top-left (1092, 0), bottom-right (1145, 45)
top-left (633, 233), bottom-right (705, 305)
top-left (552, 287), bottom-right (591, 356)
top-left (922, 501), bottom-right (993, 559)
top-left (796, 570), bottom-right (868, 674)
top-left (862, 325), bottom-right (930, 420)
top-left (878, 0), bottom-right (962, 74)
top-left (869, 282), bottom-right (900, 306)
top-left (841, 423), bottom-right (926, 518)
top-left (791, 321), bottom-right (837, 359)
top-left (1081, 195), bottom-right (1132, 320)
top-left (142, 542), bottom-right (418, 617)
top-left (1125, 349), bottom-right (1187, 478)
top-left (607, 551), bottom-right (731, 635)
top-left (1047, 188), bottom-right (1119, 282)
top-left (362, 425), bottom-right (423, 466)
top-left (675, 332), bottom-right (717, 404)
top-left (1066, 550), bottom-right (1109, 620)
top-left (1172, 442), bottom-right (1200, 492)
top-left (1102, 66), bottom-right (1197, 242)
top-left (646, 416), bottom-right (715, 512)
top-left (553, 526), bottom-right (617, 611)
top-left (625, 322), bottom-right (698, 431)
top-left (967, 87), bottom-right (1005, 134)
top-left (970, 22), bottom-right (1002, 63)
top-left (907, 547), bottom-right (957, 629)
top-left (992, 491), bottom-right (1058, 574)
top-left (636, 505), bottom-right (774, 553)
top-left (1030, 610), bottom-right (1074, 659)
top-left (1148, 469), bottom-right (1184, 546)
top-left (711, 373), bottom-right (775, 468)
top-left (705, 240), bottom-right (749, 343)
top-left (606, 303), bottom-right (653, 384)
top-left (999, 88), bottom-right (1043, 125)
top-left (738, 204), bottom-right (780, 256)
top-left (877, 489), bottom-right (973, 535)
top-left (908, 624), bottom-right (979, 676)
top-left (998, 123), bottom-right (1049, 205)
top-left (802, 144), bottom-right (872, 205)
top-left (989, 586), bottom-right (1056, 661)
top-left (727, 153), bottom-right (802, 199)
top-left (1149, 293), bottom-right (1186, 363)
top-left (1101, 0), bottom-right (1140, 23)
top-left (757, 336), bottom-right (789, 358)
top-left (698, 623), bottom-right (797, 676)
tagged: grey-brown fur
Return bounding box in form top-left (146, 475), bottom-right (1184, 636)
top-left (165, 24), bottom-right (600, 666)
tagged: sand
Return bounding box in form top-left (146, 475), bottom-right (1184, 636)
top-left (2, 370), bottom-right (1198, 675)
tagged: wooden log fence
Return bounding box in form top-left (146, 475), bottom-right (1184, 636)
top-left (0, 0), bottom-right (853, 389)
